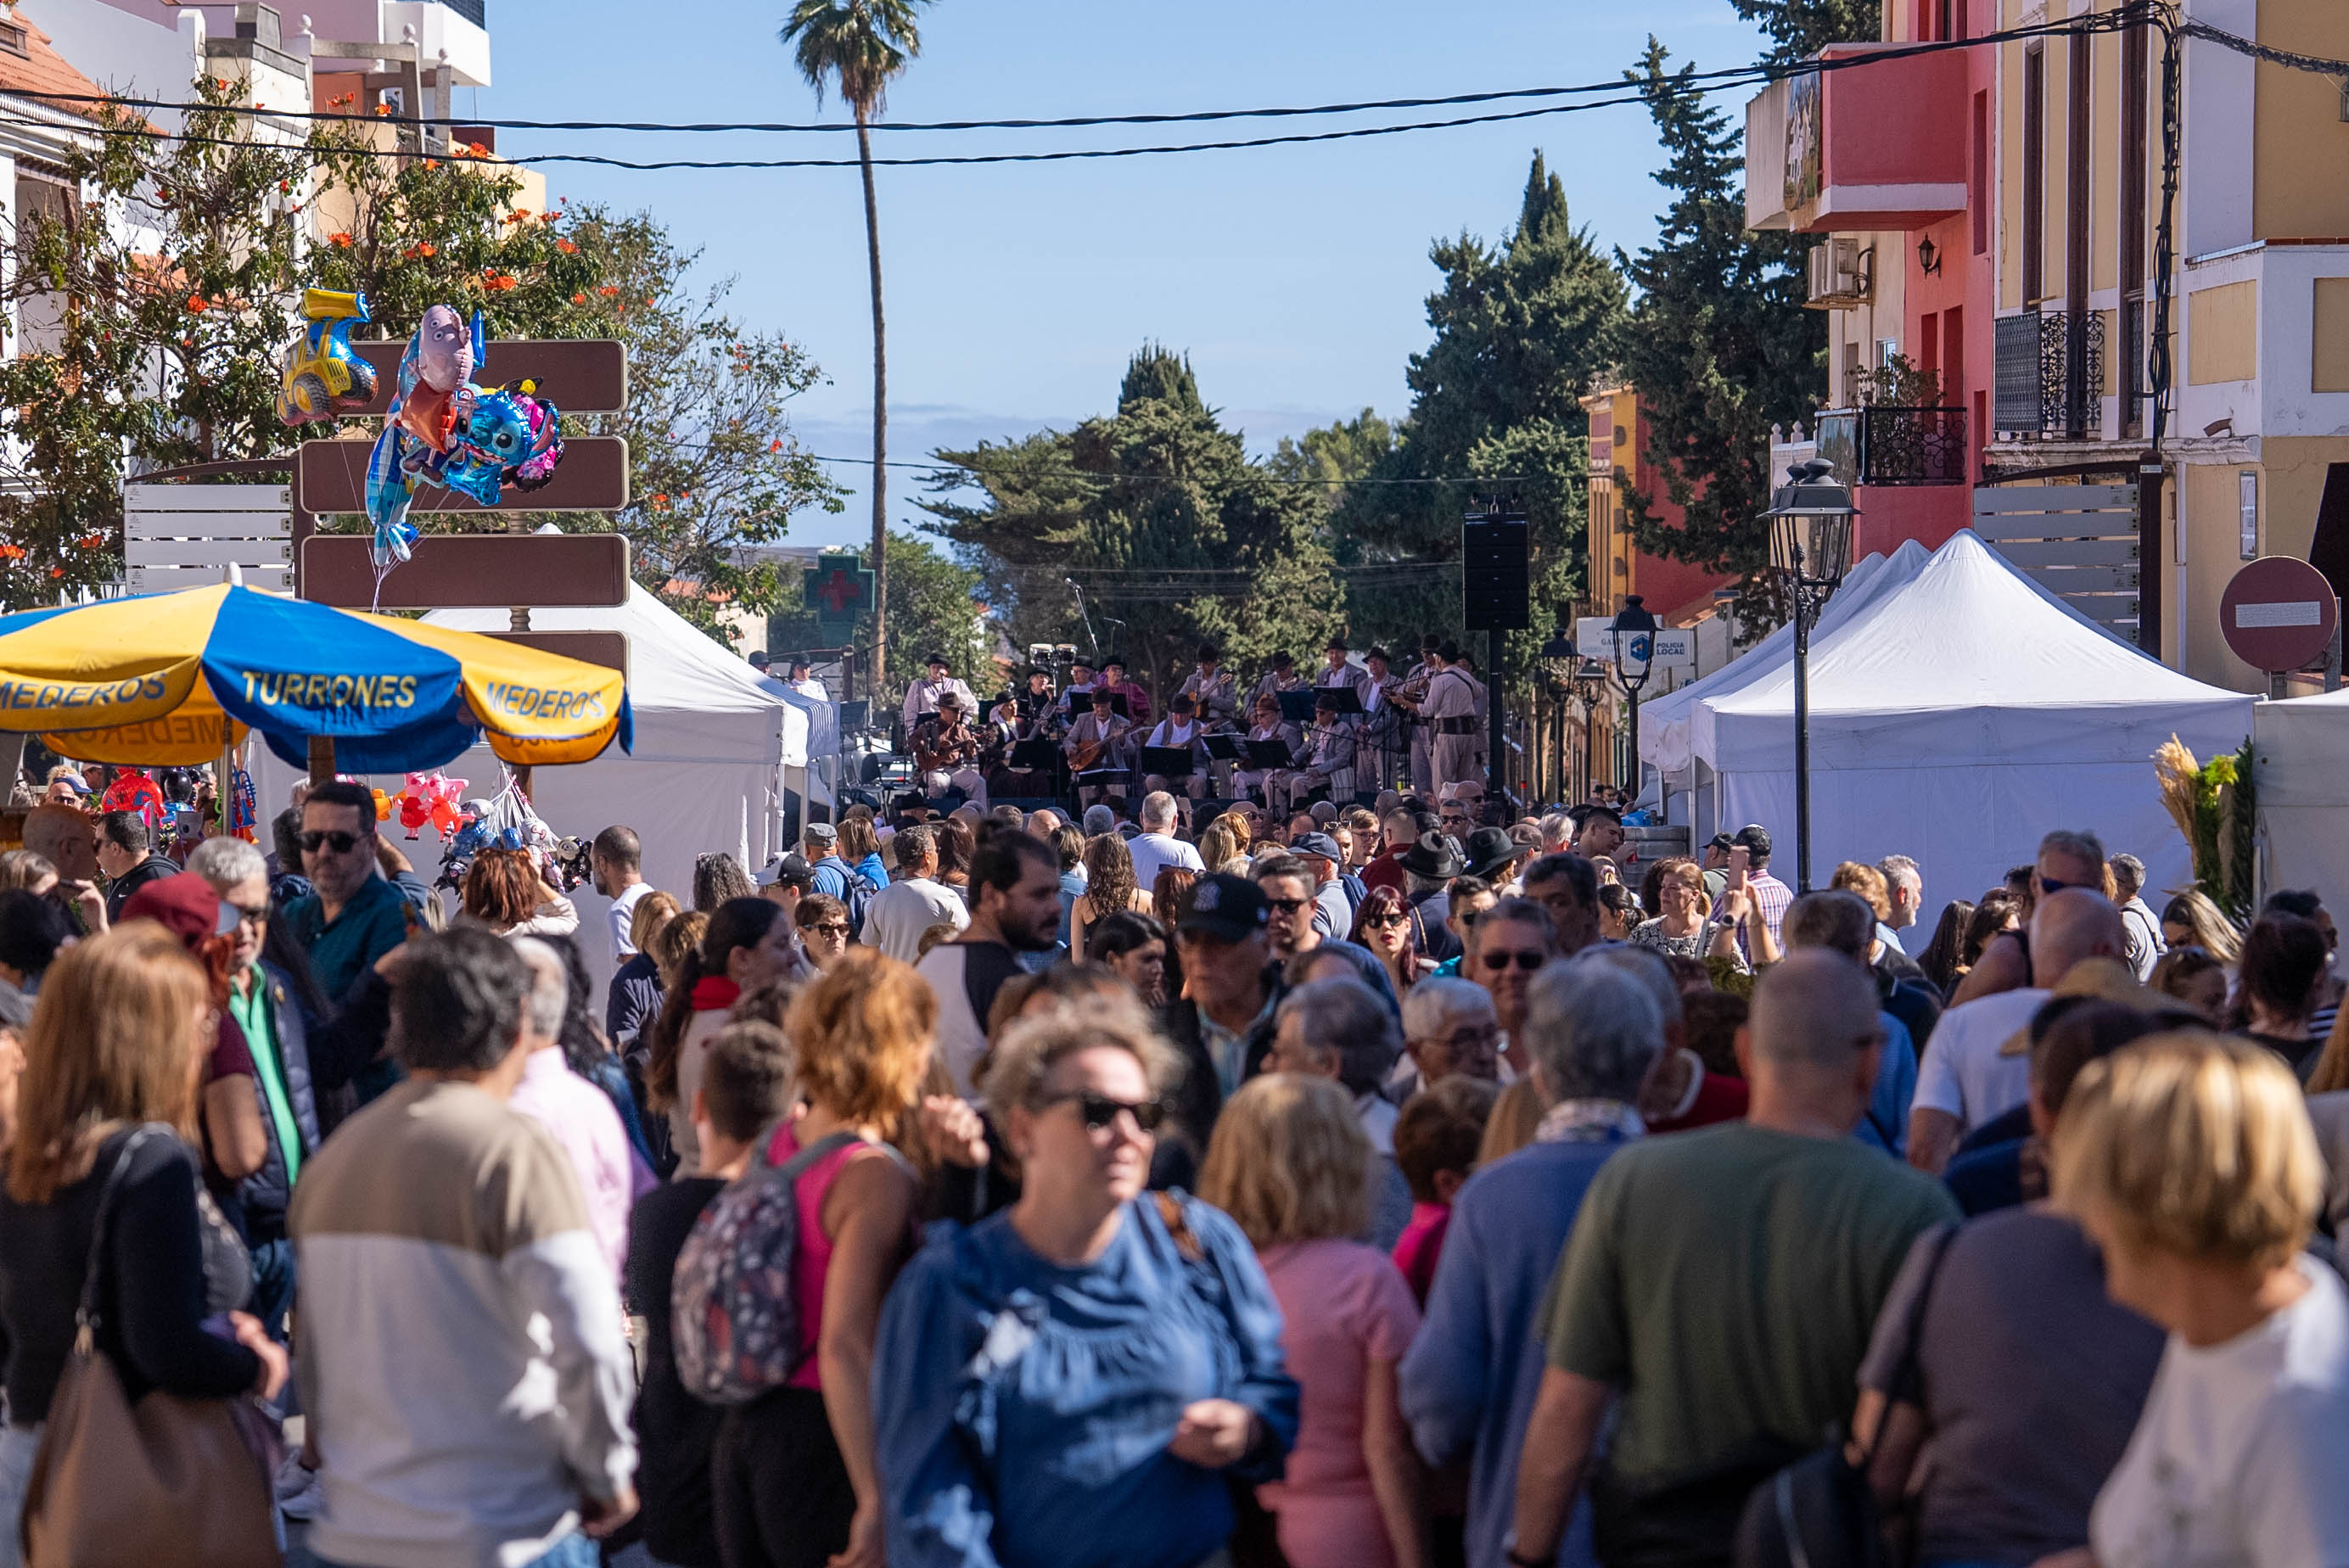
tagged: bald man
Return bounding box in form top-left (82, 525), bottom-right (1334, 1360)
top-left (1509, 950), bottom-right (1959, 1568)
top-left (21, 804), bottom-right (98, 887)
top-left (1908, 887), bottom-right (2128, 1173)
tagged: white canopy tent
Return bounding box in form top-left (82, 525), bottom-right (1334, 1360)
top-left (251, 585), bottom-right (798, 1001)
top-left (2254, 689), bottom-right (2349, 921)
top-left (1642, 540), bottom-right (1933, 777)
top-left (1678, 530), bottom-right (2254, 923)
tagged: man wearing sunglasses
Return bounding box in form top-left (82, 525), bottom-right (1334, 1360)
top-left (281, 779), bottom-right (416, 1026)
top-left (1948, 829), bottom-right (2109, 1007)
top-left (1469, 897), bottom-right (1558, 1079)
top-left (1159, 874), bottom-right (1284, 1160)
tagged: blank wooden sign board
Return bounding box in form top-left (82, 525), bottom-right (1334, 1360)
top-left (345, 339), bottom-right (629, 416)
top-left (300, 532), bottom-right (631, 610)
top-left (293, 435), bottom-right (630, 515)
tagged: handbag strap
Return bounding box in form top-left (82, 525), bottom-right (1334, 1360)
top-left (1858, 1218), bottom-right (1961, 1464)
top-left (72, 1123), bottom-right (165, 1352)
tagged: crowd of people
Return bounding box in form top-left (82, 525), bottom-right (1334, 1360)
top-left (0, 753), bottom-right (2345, 1568)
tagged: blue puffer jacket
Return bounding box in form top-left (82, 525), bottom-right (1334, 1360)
top-left (224, 960), bottom-right (322, 1243)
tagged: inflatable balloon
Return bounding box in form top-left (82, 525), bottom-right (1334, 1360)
top-left (275, 289), bottom-right (378, 427)
top-left (362, 307), bottom-right (566, 608)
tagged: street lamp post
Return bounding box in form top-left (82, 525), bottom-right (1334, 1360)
top-left (1609, 596), bottom-right (1658, 803)
top-left (1539, 624), bottom-right (1577, 804)
top-left (1763, 457), bottom-right (1858, 893)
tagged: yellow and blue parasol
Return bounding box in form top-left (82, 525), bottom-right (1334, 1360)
top-left (0, 583), bottom-right (630, 771)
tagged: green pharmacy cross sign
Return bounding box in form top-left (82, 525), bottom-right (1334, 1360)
top-left (804, 555), bottom-right (873, 631)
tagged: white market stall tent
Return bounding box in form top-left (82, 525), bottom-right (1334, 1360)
top-left (1643, 539), bottom-right (1932, 778)
top-left (251, 585), bottom-right (796, 1001)
top-left (2254, 688), bottom-right (2349, 921)
top-left (1679, 530), bottom-right (2255, 923)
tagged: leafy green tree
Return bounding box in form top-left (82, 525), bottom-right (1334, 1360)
top-left (1339, 154), bottom-right (1623, 660)
top-left (925, 346), bottom-right (1343, 699)
top-left (779, 0), bottom-right (933, 697)
top-left (1725, 0), bottom-right (1880, 64)
top-left (0, 89), bottom-right (838, 624)
top-left (1613, 39), bottom-right (1822, 599)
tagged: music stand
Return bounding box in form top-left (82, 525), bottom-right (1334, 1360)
top-left (1009, 739), bottom-right (1058, 771)
top-left (1244, 740), bottom-right (1292, 769)
top-left (1314, 686), bottom-right (1365, 714)
top-left (1203, 735), bottom-right (1249, 763)
top-left (1141, 746), bottom-right (1197, 778)
top-left (1074, 769), bottom-right (1126, 794)
top-left (1275, 690), bottom-right (1315, 725)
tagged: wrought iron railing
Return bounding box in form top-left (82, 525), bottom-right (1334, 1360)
top-left (1992, 309), bottom-right (2105, 437)
top-left (1810, 406), bottom-right (1968, 487)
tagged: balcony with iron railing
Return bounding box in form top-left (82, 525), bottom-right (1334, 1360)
top-left (1993, 309), bottom-right (2105, 440)
top-left (1812, 405), bottom-right (1969, 487)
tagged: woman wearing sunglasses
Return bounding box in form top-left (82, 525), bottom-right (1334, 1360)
top-left (1351, 885), bottom-right (1430, 1000)
top-left (874, 997), bottom-right (1298, 1568)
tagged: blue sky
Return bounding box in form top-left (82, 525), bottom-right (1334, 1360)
top-left (484, 0), bottom-right (1770, 549)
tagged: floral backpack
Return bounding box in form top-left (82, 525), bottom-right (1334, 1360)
top-left (670, 1129), bottom-right (861, 1404)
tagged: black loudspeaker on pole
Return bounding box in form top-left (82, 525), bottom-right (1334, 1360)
top-left (1462, 501), bottom-right (1529, 811)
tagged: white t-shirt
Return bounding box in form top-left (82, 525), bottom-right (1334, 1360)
top-left (2092, 1258), bottom-right (2349, 1568)
top-left (1913, 986), bottom-right (2050, 1128)
top-left (861, 877), bottom-right (969, 964)
top-left (1128, 832), bottom-right (1205, 893)
top-left (607, 880), bottom-right (653, 962)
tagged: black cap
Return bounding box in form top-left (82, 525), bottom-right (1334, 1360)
top-left (1705, 831), bottom-right (1737, 852)
top-left (1436, 640), bottom-right (1462, 662)
top-left (1325, 636), bottom-right (1348, 652)
top-left (1366, 646), bottom-right (1391, 664)
top-left (747, 650), bottom-right (771, 669)
top-left (1461, 826), bottom-right (1521, 882)
top-left (1733, 824), bottom-right (1773, 859)
top-left (924, 652), bottom-right (949, 669)
top-left (1177, 873), bottom-right (1271, 944)
top-left (1292, 831), bottom-right (1342, 864)
top-left (759, 853), bottom-right (816, 892)
top-left (1272, 652), bottom-right (1295, 668)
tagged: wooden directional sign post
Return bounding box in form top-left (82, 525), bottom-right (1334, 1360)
top-left (291, 338), bottom-right (633, 782)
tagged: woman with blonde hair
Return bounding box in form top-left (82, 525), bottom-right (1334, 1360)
top-left (2157, 889), bottom-right (2242, 966)
top-left (2048, 1033), bottom-right (2349, 1568)
top-left (874, 999), bottom-right (1297, 1568)
top-left (714, 949), bottom-right (932, 1568)
top-left (1201, 1074), bottom-right (1428, 1568)
top-left (0, 926), bottom-right (288, 1560)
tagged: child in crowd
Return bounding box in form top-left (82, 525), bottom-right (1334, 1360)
top-left (1390, 1076), bottom-right (1499, 1304)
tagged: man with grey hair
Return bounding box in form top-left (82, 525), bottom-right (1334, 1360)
top-left (2109, 852), bottom-right (2165, 979)
top-left (505, 937), bottom-right (642, 1284)
top-left (1270, 976), bottom-right (1413, 1248)
top-left (1081, 803), bottom-right (1118, 837)
top-left (1394, 976), bottom-right (1500, 1100)
top-left (1910, 885), bottom-right (2127, 1173)
top-left (1876, 854), bottom-right (1922, 952)
top-left (1578, 943), bottom-right (1751, 1135)
top-left (1128, 790), bottom-right (1204, 892)
top-left (190, 832), bottom-right (318, 1344)
top-left (1510, 951), bottom-right (1959, 1568)
top-left (1401, 957), bottom-right (1662, 1568)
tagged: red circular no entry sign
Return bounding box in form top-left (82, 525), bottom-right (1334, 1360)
top-left (2222, 557), bottom-right (2339, 673)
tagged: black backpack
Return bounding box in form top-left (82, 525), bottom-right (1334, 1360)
top-left (842, 869), bottom-right (882, 940)
top-left (1735, 1222), bottom-right (1959, 1568)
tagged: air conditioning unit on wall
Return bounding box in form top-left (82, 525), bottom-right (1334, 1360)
top-left (1805, 238), bottom-right (1870, 311)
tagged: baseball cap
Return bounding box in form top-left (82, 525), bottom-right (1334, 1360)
top-left (1292, 832), bottom-right (1342, 864)
top-left (1176, 873), bottom-right (1271, 944)
top-left (1732, 824), bottom-right (1773, 858)
top-left (759, 853), bottom-right (816, 891)
top-left (1706, 832), bottom-right (1737, 853)
top-left (804, 821), bottom-right (838, 847)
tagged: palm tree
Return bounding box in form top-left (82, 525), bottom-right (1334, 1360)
top-left (780, 0), bottom-right (929, 703)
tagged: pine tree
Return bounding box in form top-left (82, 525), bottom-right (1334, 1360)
top-left (1340, 154), bottom-right (1627, 657)
top-left (1613, 38), bottom-right (1823, 590)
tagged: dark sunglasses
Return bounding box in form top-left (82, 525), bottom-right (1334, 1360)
top-left (1033, 1089), bottom-right (1166, 1134)
top-left (1481, 949), bottom-right (1547, 972)
top-left (1264, 896), bottom-right (1309, 913)
top-left (807, 921), bottom-right (850, 938)
top-left (297, 830), bottom-right (362, 854)
top-left (1363, 912), bottom-right (1407, 929)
